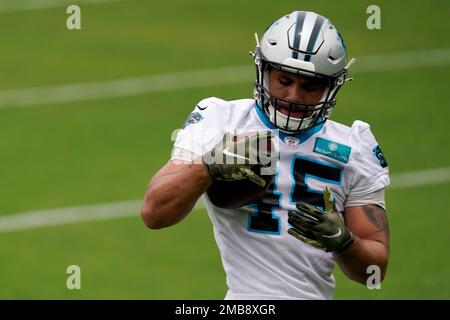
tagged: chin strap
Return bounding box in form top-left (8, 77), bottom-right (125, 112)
top-left (345, 57), bottom-right (355, 69)
top-left (344, 58), bottom-right (355, 82)
top-left (254, 32), bottom-right (260, 47)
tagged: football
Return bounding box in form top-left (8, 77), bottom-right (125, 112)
top-left (206, 173), bottom-right (275, 209)
top-left (206, 130), bottom-right (276, 209)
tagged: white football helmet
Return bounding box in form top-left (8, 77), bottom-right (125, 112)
top-left (252, 11), bottom-right (354, 133)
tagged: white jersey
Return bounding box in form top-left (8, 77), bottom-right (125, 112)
top-left (172, 97), bottom-right (390, 300)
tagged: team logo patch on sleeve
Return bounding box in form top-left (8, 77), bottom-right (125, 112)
top-left (313, 137), bottom-right (351, 163)
top-left (373, 145), bottom-right (388, 168)
top-left (182, 112), bottom-right (204, 129)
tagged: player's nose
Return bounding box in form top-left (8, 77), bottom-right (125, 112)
top-left (285, 84), bottom-right (304, 102)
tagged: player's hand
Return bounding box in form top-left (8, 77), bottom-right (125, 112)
top-left (202, 130), bottom-right (274, 187)
top-left (287, 187), bottom-right (353, 253)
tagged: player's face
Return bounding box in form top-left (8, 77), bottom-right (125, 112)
top-left (268, 68), bottom-right (327, 117)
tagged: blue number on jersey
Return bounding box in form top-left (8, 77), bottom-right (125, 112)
top-left (290, 156), bottom-right (343, 209)
top-left (248, 156), bottom-right (343, 233)
top-left (247, 170), bottom-right (282, 235)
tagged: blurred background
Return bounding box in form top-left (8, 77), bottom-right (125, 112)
top-left (0, 0), bottom-right (449, 299)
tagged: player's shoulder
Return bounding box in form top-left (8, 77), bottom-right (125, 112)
top-left (197, 97), bottom-right (254, 111)
top-left (196, 97), bottom-right (255, 122)
top-left (323, 119), bottom-right (376, 149)
top-left (196, 97), bottom-right (228, 109)
top-left (323, 119), bottom-right (387, 168)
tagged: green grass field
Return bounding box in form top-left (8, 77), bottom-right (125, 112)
top-left (0, 0), bottom-right (449, 299)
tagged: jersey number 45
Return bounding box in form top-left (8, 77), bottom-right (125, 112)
top-left (248, 157), bottom-right (343, 235)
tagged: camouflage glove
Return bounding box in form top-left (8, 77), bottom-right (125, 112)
top-left (288, 187), bottom-right (353, 253)
top-left (202, 130), bottom-right (274, 187)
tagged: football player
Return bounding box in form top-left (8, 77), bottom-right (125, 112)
top-left (141, 11), bottom-right (390, 299)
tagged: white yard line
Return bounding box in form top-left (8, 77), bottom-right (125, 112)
top-left (0, 199), bottom-right (204, 234)
top-left (0, 0), bottom-right (125, 13)
top-left (0, 47), bottom-right (449, 109)
top-left (388, 166), bottom-right (450, 189)
top-left (352, 47), bottom-right (450, 73)
top-left (0, 166), bottom-right (449, 234)
top-left (0, 65), bottom-right (252, 108)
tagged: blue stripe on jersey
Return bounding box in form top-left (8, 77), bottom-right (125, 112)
top-left (255, 104), bottom-right (324, 145)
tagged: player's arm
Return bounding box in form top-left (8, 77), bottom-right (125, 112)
top-left (288, 188), bottom-right (390, 285)
top-left (141, 131), bottom-right (272, 229)
top-left (140, 160), bottom-right (212, 229)
top-left (334, 204), bottom-right (390, 284)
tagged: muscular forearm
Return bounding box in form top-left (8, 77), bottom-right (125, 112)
top-left (334, 234), bottom-right (389, 285)
top-left (141, 161), bottom-right (212, 229)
